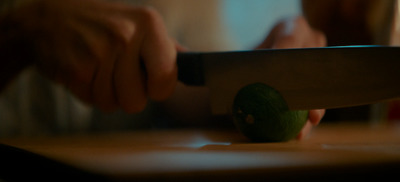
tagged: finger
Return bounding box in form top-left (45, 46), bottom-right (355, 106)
top-left (296, 121), bottom-right (313, 140)
top-left (255, 21), bottom-right (285, 49)
top-left (64, 76), bottom-right (93, 105)
top-left (51, 44), bottom-right (95, 105)
top-left (303, 29), bottom-right (327, 48)
top-left (300, 15), bottom-right (327, 48)
top-left (308, 109), bottom-right (325, 125)
top-left (140, 8), bottom-right (177, 101)
top-left (91, 59), bottom-right (118, 112)
top-left (142, 37), bottom-right (177, 101)
top-left (114, 40), bottom-right (147, 113)
top-left (62, 20), bottom-right (118, 112)
top-left (313, 30), bottom-right (327, 47)
top-left (271, 35), bottom-right (303, 49)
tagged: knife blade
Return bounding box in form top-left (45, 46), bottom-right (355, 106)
top-left (176, 46), bottom-right (400, 115)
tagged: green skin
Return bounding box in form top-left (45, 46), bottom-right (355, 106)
top-left (232, 83), bottom-right (309, 142)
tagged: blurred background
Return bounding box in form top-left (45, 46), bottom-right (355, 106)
top-left (222, 0), bottom-right (301, 49)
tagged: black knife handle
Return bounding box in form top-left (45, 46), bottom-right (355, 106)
top-left (176, 52), bottom-right (205, 86)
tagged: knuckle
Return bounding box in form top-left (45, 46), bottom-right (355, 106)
top-left (136, 6), bottom-right (163, 26)
top-left (112, 6), bottom-right (164, 48)
top-left (105, 16), bottom-right (135, 49)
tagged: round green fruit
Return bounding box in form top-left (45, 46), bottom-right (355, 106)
top-left (232, 83), bottom-right (309, 142)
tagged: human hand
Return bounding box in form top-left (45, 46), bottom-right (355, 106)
top-left (12, 0), bottom-right (177, 113)
top-left (256, 16), bottom-right (327, 140)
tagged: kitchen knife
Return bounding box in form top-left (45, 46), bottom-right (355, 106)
top-left (176, 45), bottom-right (400, 115)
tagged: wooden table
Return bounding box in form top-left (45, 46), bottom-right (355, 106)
top-left (1, 122), bottom-right (400, 181)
